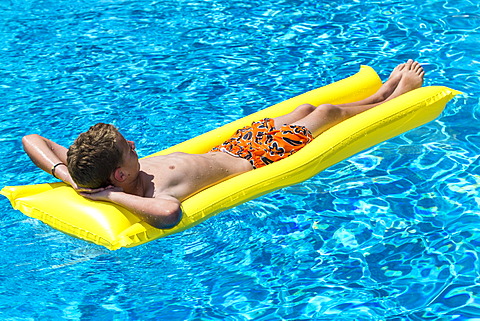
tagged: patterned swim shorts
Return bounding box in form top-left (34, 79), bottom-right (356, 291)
top-left (210, 118), bottom-right (313, 169)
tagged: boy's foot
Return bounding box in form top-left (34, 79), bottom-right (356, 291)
top-left (369, 61), bottom-right (408, 103)
top-left (386, 59), bottom-right (424, 100)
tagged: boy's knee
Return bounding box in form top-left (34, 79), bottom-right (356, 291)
top-left (295, 104), bottom-right (316, 114)
top-left (317, 104), bottom-right (344, 120)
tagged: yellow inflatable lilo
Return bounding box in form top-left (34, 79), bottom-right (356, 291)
top-left (1, 65), bottom-right (460, 250)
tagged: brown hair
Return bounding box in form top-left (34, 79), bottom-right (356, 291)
top-left (67, 123), bottom-right (123, 188)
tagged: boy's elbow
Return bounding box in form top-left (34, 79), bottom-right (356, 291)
top-left (149, 206), bottom-right (182, 229)
top-left (163, 207), bottom-right (183, 229)
top-left (22, 134), bottom-right (38, 149)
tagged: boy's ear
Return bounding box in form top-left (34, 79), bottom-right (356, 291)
top-left (112, 167), bottom-right (126, 183)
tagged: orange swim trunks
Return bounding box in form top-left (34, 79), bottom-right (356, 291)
top-left (210, 118), bottom-right (313, 169)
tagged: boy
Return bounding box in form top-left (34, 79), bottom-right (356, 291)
top-left (22, 60), bottom-right (424, 229)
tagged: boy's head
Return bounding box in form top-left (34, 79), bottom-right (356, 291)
top-left (67, 123), bottom-right (123, 188)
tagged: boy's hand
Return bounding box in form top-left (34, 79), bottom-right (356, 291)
top-left (77, 185), bottom-right (123, 202)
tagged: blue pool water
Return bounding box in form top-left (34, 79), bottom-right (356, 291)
top-left (1, 0), bottom-right (479, 319)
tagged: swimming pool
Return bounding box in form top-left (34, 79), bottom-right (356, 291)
top-left (1, 0), bottom-right (479, 319)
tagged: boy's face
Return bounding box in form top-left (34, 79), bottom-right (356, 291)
top-left (116, 133), bottom-right (140, 173)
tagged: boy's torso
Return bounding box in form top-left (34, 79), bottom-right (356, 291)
top-left (138, 152), bottom-right (253, 201)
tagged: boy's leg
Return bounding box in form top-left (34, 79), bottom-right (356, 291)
top-left (272, 61), bottom-right (408, 129)
top-left (290, 103), bottom-right (377, 137)
top-left (290, 60), bottom-right (425, 137)
top-left (272, 102), bottom-right (381, 136)
top-left (272, 104), bottom-right (317, 129)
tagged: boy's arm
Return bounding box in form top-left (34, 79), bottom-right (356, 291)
top-left (79, 187), bottom-right (182, 229)
top-left (22, 134), bottom-right (77, 188)
top-left (23, 134), bottom-right (182, 229)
